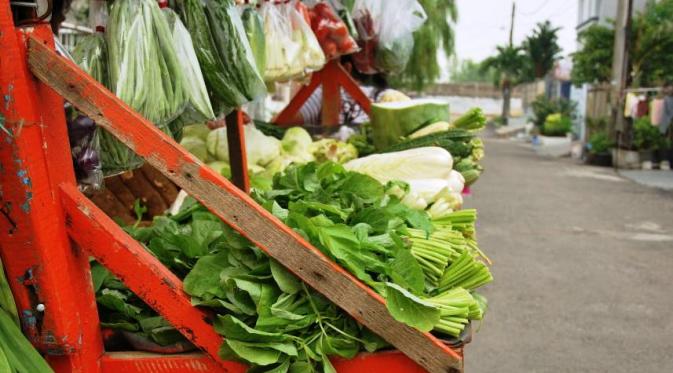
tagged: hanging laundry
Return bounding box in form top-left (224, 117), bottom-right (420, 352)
top-left (661, 96), bottom-right (673, 135)
top-left (636, 99), bottom-right (649, 118)
top-left (624, 92), bottom-right (638, 118)
top-left (651, 98), bottom-right (665, 126)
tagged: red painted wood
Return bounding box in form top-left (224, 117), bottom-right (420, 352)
top-left (274, 74), bottom-right (321, 126)
top-left (273, 60), bottom-right (372, 127)
top-left (100, 352), bottom-right (242, 373)
top-left (0, 13), bottom-right (103, 373)
top-left (226, 110), bottom-right (250, 193)
top-left (59, 183), bottom-right (229, 368)
top-left (322, 61), bottom-right (342, 127)
top-left (336, 63), bottom-right (372, 116)
top-left (100, 350), bottom-right (439, 373)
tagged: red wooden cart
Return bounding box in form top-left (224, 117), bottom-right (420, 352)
top-left (0, 2), bottom-right (464, 372)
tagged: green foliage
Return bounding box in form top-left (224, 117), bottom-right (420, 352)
top-left (391, 0), bottom-right (457, 91)
top-left (523, 21), bottom-right (562, 80)
top-left (542, 114), bottom-right (572, 137)
top-left (571, 24), bottom-right (615, 85)
top-left (572, 0), bottom-right (673, 87)
top-left (530, 95), bottom-right (577, 128)
top-left (449, 59), bottom-right (497, 83)
top-left (588, 131), bottom-right (614, 154)
top-left (481, 45), bottom-right (528, 87)
top-left (633, 117), bottom-right (663, 151)
top-left (630, 0), bottom-right (673, 86)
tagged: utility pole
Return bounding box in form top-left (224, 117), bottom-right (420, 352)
top-left (509, 2), bottom-right (516, 47)
top-left (612, 0), bottom-right (633, 136)
top-left (502, 1), bottom-right (516, 125)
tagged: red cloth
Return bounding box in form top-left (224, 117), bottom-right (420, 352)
top-left (636, 100), bottom-right (650, 118)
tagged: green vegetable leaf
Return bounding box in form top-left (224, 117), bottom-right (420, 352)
top-left (214, 314), bottom-right (286, 343)
top-left (388, 245), bottom-right (425, 295)
top-left (384, 282), bottom-right (440, 332)
top-left (183, 252), bottom-right (229, 298)
top-left (270, 260), bottom-right (301, 295)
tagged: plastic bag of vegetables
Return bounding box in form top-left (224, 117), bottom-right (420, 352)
top-left (72, 32), bottom-right (110, 88)
top-left (309, 1), bottom-right (359, 60)
top-left (72, 32), bottom-right (134, 176)
top-left (176, 0), bottom-right (266, 115)
top-left (162, 8), bottom-right (215, 126)
top-left (260, 1), bottom-right (303, 82)
top-left (241, 6), bottom-right (266, 77)
top-left (107, 0), bottom-right (188, 129)
top-left (352, 0), bottom-right (426, 74)
top-left (286, 1), bottom-right (326, 74)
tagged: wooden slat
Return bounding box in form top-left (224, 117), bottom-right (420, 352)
top-left (225, 110), bottom-right (250, 193)
top-left (60, 184), bottom-right (229, 368)
top-left (27, 36), bottom-right (462, 373)
top-left (273, 73), bottom-right (321, 126)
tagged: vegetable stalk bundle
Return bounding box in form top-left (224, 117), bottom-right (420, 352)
top-left (103, 0), bottom-right (190, 173)
top-left (108, 0), bottom-right (189, 128)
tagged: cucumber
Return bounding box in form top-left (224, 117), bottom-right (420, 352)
top-left (383, 129), bottom-right (475, 158)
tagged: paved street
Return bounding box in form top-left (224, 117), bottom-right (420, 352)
top-left (465, 139), bottom-right (673, 373)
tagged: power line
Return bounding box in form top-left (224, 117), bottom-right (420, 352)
top-left (520, 0), bottom-right (552, 16)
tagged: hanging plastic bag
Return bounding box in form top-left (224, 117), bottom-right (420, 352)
top-left (352, 0), bottom-right (427, 74)
top-left (286, 1), bottom-right (326, 74)
top-left (107, 0), bottom-right (189, 128)
top-left (66, 109), bottom-right (104, 193)
top-left (177, 0), bottom-right (266, 114)
top-left (308, 1), bottom-right (359, 60)
top-left (162, 8), bottom-right (215, 129)
top-left (241, 6), bottom-right (267, 77)
top-left (261, 1), bottom-right (303, 82)
top-left (69, 36), bottom-right (105, 189)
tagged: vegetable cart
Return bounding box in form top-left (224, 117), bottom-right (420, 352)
top-left (0, 1), bottom-right (465, 372)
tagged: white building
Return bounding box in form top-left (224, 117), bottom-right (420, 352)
top-left (577, 0), bottom-right (650, 34)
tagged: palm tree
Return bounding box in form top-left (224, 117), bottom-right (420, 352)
top-left (481, 45), bottom-right (527, 124)
top-left (523, 21), bottom-right (562, 80)
top-left (392, 0), bottom-right (458, 91)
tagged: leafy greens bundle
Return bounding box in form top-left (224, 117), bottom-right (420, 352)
top-left (95, 162), bottom-right (491, 372)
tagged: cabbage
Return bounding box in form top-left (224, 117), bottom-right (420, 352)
top-left (206, 125), bottom-right (281, 166)
top-left (183, 124), bottom-right (211, 141)
top-left (281, 127), bottom-right (313, 156)
top-left (344, 147), bottom-right (453, 183)
top-left (180, 136), bottom-right (208, 162)
top-left (310, 139), bottom-right (358, 164)
top-left (207, 161), bottom-right (231, 178)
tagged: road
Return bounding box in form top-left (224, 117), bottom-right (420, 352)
top-left (465, 139), bottom-right (673, 373)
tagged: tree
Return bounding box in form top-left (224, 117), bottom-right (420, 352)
top-left (571, 0), bottom-right (673, 87)
top-left (571, 24), bottom-right (614, 85)
top-left (391, 0), bottom-right (458, 91)
top-left (449, 58), bottom-right (497, 83)
top-left (629, 0), bottom-right (673, 87)
top-left (523, 21), bottom-right (562, 80)
top-left (481, 45), bottom-right (528, 124)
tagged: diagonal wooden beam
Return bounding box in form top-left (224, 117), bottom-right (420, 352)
top-left (27, 36), bottom-right (462, 373)
top-left (60, 184), bottom-right (235, 369)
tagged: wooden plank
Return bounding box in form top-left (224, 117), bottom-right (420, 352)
top-left (334, 62), bottom-right (372, 117)
top-left (322, 61), bottom-right (342, 127)
top-left (60, 184), bottom-right (227, 368)
top-left (225, 110), bottom-right (250, 193)
top-left (27, 36), bottom-right (463, 373)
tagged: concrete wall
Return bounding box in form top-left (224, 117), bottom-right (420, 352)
top-left (421, 83), bottom-right (535, 99)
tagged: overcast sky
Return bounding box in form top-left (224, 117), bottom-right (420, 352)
top-left (454, 0), bottom-right (579, 62)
